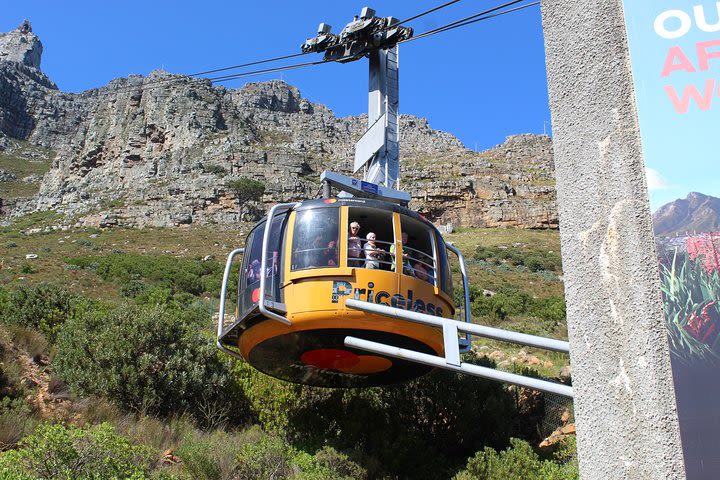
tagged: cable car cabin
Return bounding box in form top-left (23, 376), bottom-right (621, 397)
top-left (217, 197), bottom-right (459, 388)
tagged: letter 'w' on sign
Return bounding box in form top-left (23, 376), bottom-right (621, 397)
top-left (664, 79), bottom-right (716, 113)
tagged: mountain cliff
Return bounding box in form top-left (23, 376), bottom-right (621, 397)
top-left (0, 21), bottom-right (557, 229)
top-left (653, 192), bottom-right (720, 237)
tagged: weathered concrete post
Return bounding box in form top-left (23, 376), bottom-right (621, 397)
top-left (540, 1), bottom-right (686, 478)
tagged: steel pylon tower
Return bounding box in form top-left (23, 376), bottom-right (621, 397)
top-left (302, 7), bottom-right (412, 204)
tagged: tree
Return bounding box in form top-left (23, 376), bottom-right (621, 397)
top-left (225, 177), bottom-right (265, 220)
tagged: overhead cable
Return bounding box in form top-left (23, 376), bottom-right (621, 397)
top-left (394, 0), bottom-right (465, 27)
top-left (402, 0), bottom-right (538, 43)
top-left (186, 52), bottom-right (309, 78)
top-left (107, 0), bottom-right (538, 92)
top-left (108, 52), bottom-right (312, 93)
top-left (208, 60), bottom-right (329, 84)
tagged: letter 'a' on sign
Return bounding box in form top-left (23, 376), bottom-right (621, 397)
top-left (624, 1), bottom-right (720, 476)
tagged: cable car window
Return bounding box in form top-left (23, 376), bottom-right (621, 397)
top-left (436, 232), bottom-right (453, 296)
top-left (348, 207), bottom-right (395, 270)
top-left (238, 216), bottom-right (287, 316)
top-left (399, 216), bottom-right (437, 286)
top-left (291, 208), bottom-right (340, 271)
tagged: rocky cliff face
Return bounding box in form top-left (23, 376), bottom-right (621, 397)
top-left (0, 23), bottom-right (557, 229)
top-left (0, 21), bottom-right (43, 70)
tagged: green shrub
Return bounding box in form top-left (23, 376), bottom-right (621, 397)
top-left (469, 287), bottom-right (566, 327)
top-left (177, 429), bottom-right (248, 480)
top-left (121, 279), bottom-right (150, 298)
top-left (54, 302), bottom-right (246, 424)
top-left (0, 422), bottom-right (153, 479)
top-left (232, 361), bottom-right (304, 432)
top-left (0, 397), bottom-right (38, 451)
top-left (177, 426), bottom-right (361, 480)
top-left (200, 164), bottom-right (228, 176)
top-left (19, 263), bottom-right (37, 274)
top-left (314, 446), bottom-right (368, 480)
top-left (233, 434), bottom-right (341, 480)
top-left (453, 437), bottom-right (578, 480)
top-left (474, 246), bottom-right (562, 273)
top-left (0, 283), bottom-right (86, 343)
top-left (66, 253), bottom-right (230, 298)
top-left (225, 177), bottom-right (265, 220)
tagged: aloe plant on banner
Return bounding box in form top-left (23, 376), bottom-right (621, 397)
top-left (659, 233), bottom-right (720, 367)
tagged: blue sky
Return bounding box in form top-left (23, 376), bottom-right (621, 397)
top-left (623, 0), bottom-right (720, 210)
top-left (0, 0), bottom-right (550, 152)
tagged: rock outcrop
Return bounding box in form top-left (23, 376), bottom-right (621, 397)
top-left (0, 20), bottom-right (43, 70)
top-left (0, 24), bottom-right (557, 229)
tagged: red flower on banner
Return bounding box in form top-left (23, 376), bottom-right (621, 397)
top-left (686, 232), bottom-right (720, 274)
top-left (684, 301), bottom-right (720, 345)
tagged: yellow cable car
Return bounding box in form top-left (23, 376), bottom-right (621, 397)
top-left (217, 197), bottom-right (467, 387)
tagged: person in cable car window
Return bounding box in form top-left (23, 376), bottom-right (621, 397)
top-left (413, 261), bottom-right (428, 281)
top-left (323, 240), bottom-right (338, 266)
top-left (390, 231), bottom-right (414, 276)
top-left (412, 261), bottom-right (435, 284)
top-left (364, 232), bottom-right (385, 269)
top-left (266, 251), bottom-right (278, 277)
top-left (348, 221), bottom-right (364, 267)
top-left (306, 234), bottom-right (327, 268)
top-left (247, 259), bottom-right (261, 283)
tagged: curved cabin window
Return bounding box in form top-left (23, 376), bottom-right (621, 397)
top-left (436, 232), bottom-right (453, 296)
top-left (347, 207), bottom-right (395, 270)
top-left (238, 214), bottom-right (287, 316)
top-left (291, 208), bottom-right (340, 271)
top-left (399, 216), bottom-right (437, 286)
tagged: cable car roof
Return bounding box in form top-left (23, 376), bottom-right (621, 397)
top-left (249, 197), bottom-right (439, 231)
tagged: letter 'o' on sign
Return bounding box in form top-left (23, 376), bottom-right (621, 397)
top-left (655, 10), bottom-right (692, 39)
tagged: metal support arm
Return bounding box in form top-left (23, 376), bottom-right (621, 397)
top-left (344, 336), bottom-right (574, 398)
top-left (344, 298), bottom-right (573, 397)
top-left (216, 248), bottom-right (245, 361)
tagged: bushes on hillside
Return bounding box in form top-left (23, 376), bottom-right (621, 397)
top-left (453, 437), bottom-right (578, 480)
top-left (459, 284), bottom-right (566, 333)
top-left (0, 283), bottom-right (87, 343)
top-left (474, 246), bottom-right (562, 273)
top-left (471, 291), bottom-right (565, 323)
top-left (176, 425), bottom-right (366, 480)
top-left (66, 252), bottom-right (236, 299)
top-left (54, 301), bottom-right (246, 425)
top-left (0, 423), bottom-right (154, 480)
top-left (235, 356), bottom-right (519, 479)
top-left (230, 355), bottom-right (521, 478)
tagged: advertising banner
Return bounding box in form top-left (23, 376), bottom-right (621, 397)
top-left (623, 1), bottom-right (720, 477)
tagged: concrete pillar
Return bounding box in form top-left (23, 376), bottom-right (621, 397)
top-left (540, 0), bottom-right (685, 478)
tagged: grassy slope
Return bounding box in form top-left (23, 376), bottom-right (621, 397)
top-left (446, 227), bottom-right (569, 378)
top-left (0, 140), bottom-right (55, 199)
